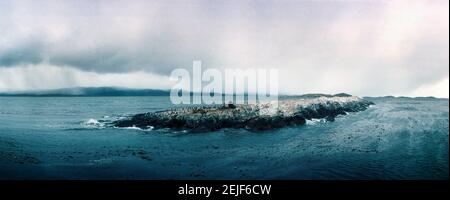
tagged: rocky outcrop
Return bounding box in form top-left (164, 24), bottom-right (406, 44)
top-left (113, 95), bottom-right (374, 132)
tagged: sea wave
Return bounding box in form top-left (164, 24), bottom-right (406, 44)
top-left (115, 125), bottom-right (155, 131)
top-left (305, 118), bottom-right (327, 125)
top-left (82, 115), bottom-right (131, 129)
top-left (83, 118), bottom-right (105, 129)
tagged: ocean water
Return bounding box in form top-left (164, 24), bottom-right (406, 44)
top-left (0, 96), bottom-right (448, 179)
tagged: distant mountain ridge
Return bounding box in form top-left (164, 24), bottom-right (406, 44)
top-left (0, 88), bottom-right (441, 99)
top-left (0, 87), bottom-right (170, 96)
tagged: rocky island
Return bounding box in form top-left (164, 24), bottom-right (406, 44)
top-left (113, 94), bottom-right (374, 132)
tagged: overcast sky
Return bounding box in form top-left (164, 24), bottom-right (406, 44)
top-left (0, 0), bottom-right (448, 97)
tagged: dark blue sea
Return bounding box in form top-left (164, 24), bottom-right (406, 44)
top-left (0, 96), bottom-right (448, 179)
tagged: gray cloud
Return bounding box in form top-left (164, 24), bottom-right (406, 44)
top-left (0, 36), bottom-right (44, 67)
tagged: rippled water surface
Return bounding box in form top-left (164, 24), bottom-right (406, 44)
top-left (0, 96), bottom-right (448, 179)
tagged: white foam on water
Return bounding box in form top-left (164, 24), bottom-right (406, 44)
top-left (117, 125), bottom-right (154, 132)
top-left (123, 126), bottom-right (141, 130)
top-left (83, 118), bottom-right (105, 128)
top-left (306, 118), bottom-right (327, 125)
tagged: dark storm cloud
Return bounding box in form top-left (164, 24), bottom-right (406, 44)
top-left (48, 47), bottom-right (133, 73)
top-left (0, 37), bottom-right (44, 67)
